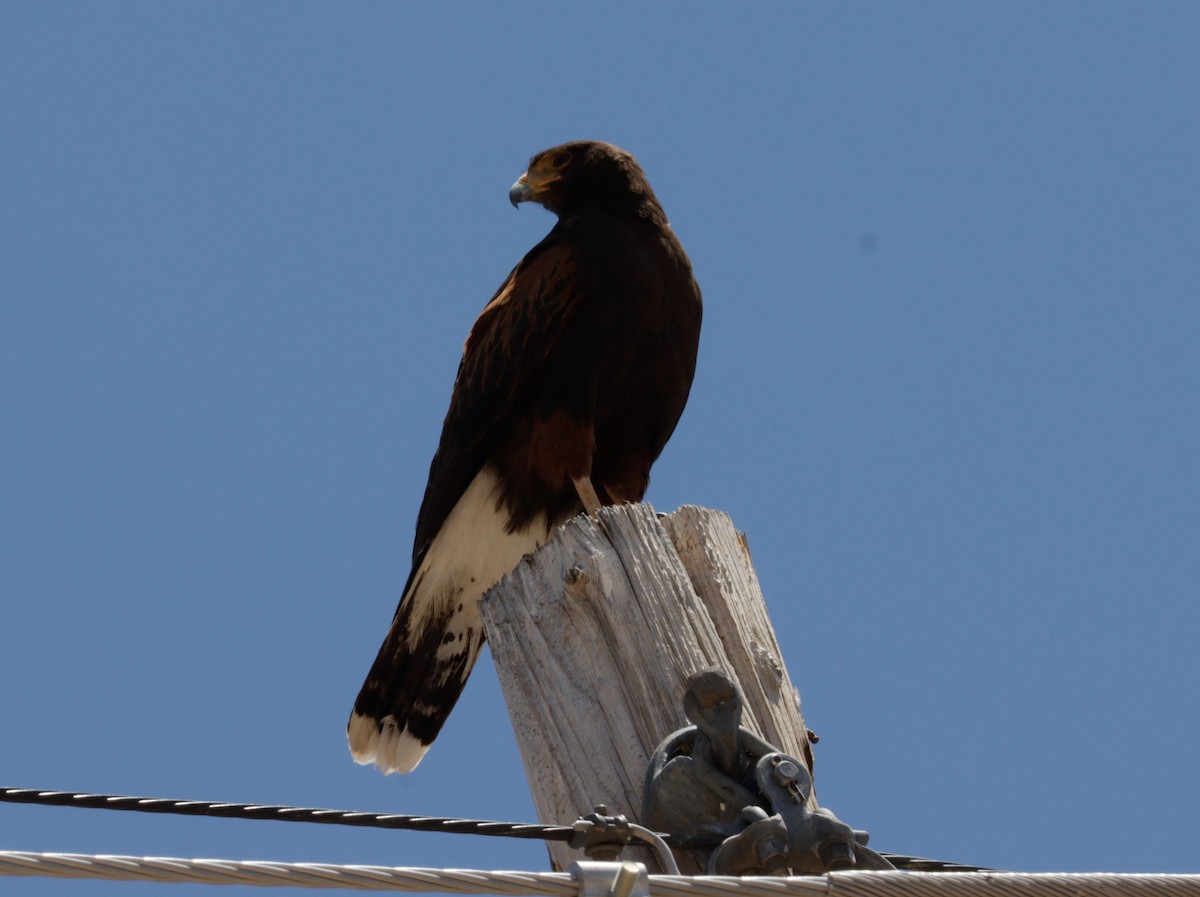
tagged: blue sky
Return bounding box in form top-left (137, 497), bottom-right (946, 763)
top-left (2, 3), bottom-right (1198, 894)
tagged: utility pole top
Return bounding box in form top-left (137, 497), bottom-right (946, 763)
top-left (480, 504), bottom-right (818, 873)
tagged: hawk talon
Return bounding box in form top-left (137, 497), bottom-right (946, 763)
top-left (573, 476), bottom-right (604, 517)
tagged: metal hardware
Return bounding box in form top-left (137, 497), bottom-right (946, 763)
top-left (569, 861), bottom-right (650, 897)
top-left (642, 669), bottom-right (894, 875)
top-left (571, 806), bottom-right (633, 861)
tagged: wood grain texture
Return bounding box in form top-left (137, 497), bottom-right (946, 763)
top-left (661, 506), bottom-right (814, 773)
top-left (479, 503), bottom-right (814, 872)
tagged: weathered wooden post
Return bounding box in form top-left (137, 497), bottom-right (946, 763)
top-left (479, 503), bottom-right (818, 873)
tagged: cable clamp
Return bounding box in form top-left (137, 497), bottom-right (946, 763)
top-left (569, 861), bottom-right (650, 897)
top-left (570, 805), bottom-right (633, 860)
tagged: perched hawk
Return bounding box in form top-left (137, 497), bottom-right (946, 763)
top-left (348, 141), bottom-right (703, 773)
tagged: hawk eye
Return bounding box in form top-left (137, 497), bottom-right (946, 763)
top-left (551, 151), bottom-right (570, 168)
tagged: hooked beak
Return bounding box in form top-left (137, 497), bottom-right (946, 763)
top-left (509, 175), bottom-right (534, 208)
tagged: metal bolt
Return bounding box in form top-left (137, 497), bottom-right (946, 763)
top-left (820, 841), bottom-right (856, 871)
top-left (773, 759), bottom-right (800, 786)
top-left (609, 863), bottom-right (642, 897)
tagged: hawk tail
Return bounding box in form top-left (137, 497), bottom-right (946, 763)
top-left (347, 467), bottom-right (549, 774)
top-left (347, 556), bottom-right (485, 774)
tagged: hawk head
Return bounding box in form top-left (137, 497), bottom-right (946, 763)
top-left (508, 141), bottom-right (661, 218)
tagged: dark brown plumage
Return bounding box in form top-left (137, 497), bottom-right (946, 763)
top-left (348, 141), bottom-right (702, 773)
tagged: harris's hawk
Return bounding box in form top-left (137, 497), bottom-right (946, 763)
top-left (348, 141), bottom-right (703, 774)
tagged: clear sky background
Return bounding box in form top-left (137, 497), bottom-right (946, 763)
top-left (2, 4), bottom-right (1198, 895)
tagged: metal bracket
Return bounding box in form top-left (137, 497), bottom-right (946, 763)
top-left (642, 669), bottom-right (895, 875)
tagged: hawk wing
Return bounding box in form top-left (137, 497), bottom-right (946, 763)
top-left (348, 234), bottom-right (590, 774)
top-left (410, 232), bottom-right (584, 568)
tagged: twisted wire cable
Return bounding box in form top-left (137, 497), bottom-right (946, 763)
top-left (1, 851), bottom-right (1197, 897)
top-left (0, 787), bottom-right (573, 843)
top-left (0, 850), bottom-right (582, 893)
top-left (0, 786), bottom-right (990, 873)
